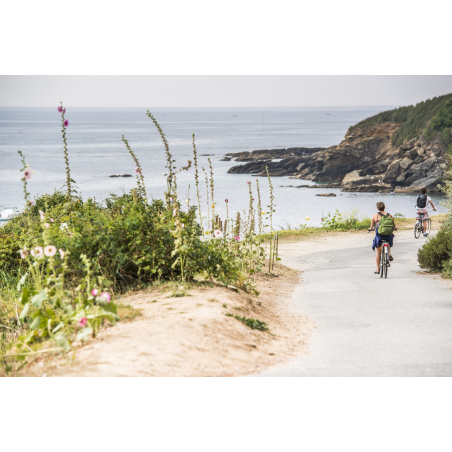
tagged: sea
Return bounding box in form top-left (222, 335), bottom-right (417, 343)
top-left (0, 107), bottom-right (447, 228)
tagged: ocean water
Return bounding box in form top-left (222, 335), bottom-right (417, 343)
top-left (0, 107), bottom-right (447, 227)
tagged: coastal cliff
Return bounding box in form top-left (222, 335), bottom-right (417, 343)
top-left (227, 94), bottom-right (452, 193)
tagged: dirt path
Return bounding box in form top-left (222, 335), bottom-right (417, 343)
top-left (25, 263), bottom-right (313, 377)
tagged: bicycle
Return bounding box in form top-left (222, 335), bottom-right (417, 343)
top-left (368, 227), bottom-right (395, 279)
top-left (414, 210), bottom-right (431, 239)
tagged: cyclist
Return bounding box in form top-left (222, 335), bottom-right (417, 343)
top-left (415, 188), bottom-right (437, 237)
top-left (368, 202), bottom-right (396, 274)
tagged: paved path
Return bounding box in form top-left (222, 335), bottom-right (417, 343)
top-left (259, 230), bottom-right (452, 377)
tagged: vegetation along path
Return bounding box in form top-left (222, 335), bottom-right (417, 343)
top-left (258, 228), bottom-right (452, 377)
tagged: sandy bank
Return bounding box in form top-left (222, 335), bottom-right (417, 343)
top-left (23, 263), bottom-right (313, 377)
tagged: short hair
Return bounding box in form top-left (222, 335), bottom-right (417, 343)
top-left (420, 188), bottom-right (427, 194)
top-left (376, 202), bottom-right (385, 211)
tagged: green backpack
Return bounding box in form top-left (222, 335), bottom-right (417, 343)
top-left (378, 213), bottom-right (395, 236)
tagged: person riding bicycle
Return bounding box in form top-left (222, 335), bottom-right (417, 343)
top-left (368, 202), bottom-right (396, 274)
top-left (415, 188), bottom-right (437, 237)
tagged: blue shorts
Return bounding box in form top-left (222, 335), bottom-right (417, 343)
top-left (372, 227), bottom-right (394, 250)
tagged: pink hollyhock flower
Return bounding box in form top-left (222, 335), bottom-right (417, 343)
top-left (31, 246), bottom-right (43, 258)
top-left (44, 245), bottom-right (57, 257)
top-left (255, 178), bottom-right (258, 181)
top-left (247, 181), bottom-right (251, 185)
top-left (235, 236), bottom-right (240, 241)
top-left (99, 291), bottom-right (111, 303)
top-left (39, 210), bottom-right (45, 220)
top-left (58, 106), bottom-right (63, 113)
top-left (214, 230), bottom-right (224, 239)
top-left (59, 248), bottom-right (65, 259)
top-left (19, 249), bottom-right (29, 259)
top-left (23, 169), bottom-right (32, 180)
top-left (134, 168), bottom-right (141, 175)
top-left (50, 218), bottom-right (54, 222)
top-left (225, 199), bottom-right (228, 203)
top-left (63, 120), bottom-right (69, 127)
top-left (30, 200), bottom-right (35, 206)
top-left (91, 289), bottom-right (98, 297)
top-left (62, 108), bottom-right (66, 114)
top-left (78, 317), bottom-right (88, 327)
top-left (45, 223), bottom-right (50, 229)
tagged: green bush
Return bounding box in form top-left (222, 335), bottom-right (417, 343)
top-left (418, 223), bottom-right (452, 272)
top-left (349, 93), bottom-right (452, 148)
top-left (321, 209), bottom-right (370, 231)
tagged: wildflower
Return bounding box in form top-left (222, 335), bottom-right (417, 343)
top-left (214, 230), bottom-right (224, 239)
top-left (23, 169), bottom-right (32, 180)
top-left (252, 198), bottom-right (254, 201)
top-left (173, 209), bottom-right (177, 216)
top-left (30, 200), bottom-right (35, 206)
top-left (19, 249), bottom-right (29, 259)
top-left (255, 178), bottom-right (258, 181)
top-left (57, 106), bottom-right (63, 113)
top-left (39, 210), bottom-right (45, 220)
top-left (185, 200), bottom-right (189, 203)
top-left (134, 168), bottom-right (141, 175)
top-left (262, 211), bottom-right (266, 215)
top-left (60, 223), bottom-right (68, 230)
top-left (211, 204), bottom-right (214, 208)
top-left (62, 108), bottom-right (66, 114)
top-left (31, 246), bottom-right (43, 258)
top-left (59, 248), bottom-right (65, 259)
top-left (235, 236), bottom-right (240, 241)
top-left (50, 218), bottom-right (54, 222)
top-left (181, 224), bottom-right (185, 229)
top-left (225, 199), bottom-right (228, 203)
top-left (63, 120), bottom-right (69, 127)
top-left (205, 231), bottom-right (210, 235)
top-left (247, 181), bottom-right (251, 185)
top-left (99, 291), bottom-right (111, 303)
top-left (305, 217), bottom-right (310, 221)
top-left (44, 245), bottom-right (57, 257)
top-left (91, 289), bottom-right (98, 297)
top-left (45, 223), bottom-right (50, 229)
top-left (78, 317), bottom-right (88, 327)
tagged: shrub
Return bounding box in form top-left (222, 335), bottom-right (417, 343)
top-left (418, 223), bottom-right (452, 272)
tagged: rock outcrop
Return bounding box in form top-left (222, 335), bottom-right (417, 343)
top-left (226, 123), bottom-right (447, 193)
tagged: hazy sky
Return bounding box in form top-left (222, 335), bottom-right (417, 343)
top-left (1, 75), bottom-right (451, 108)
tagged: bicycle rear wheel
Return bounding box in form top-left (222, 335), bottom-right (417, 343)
top-left (380, 250), bottom-right (384, 278)
top-left (414, 221), bottom-right (421, 239)
top-left (384, 253), bottom-right (388, 278)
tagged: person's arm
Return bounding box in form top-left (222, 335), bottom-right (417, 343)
top-left (369, 214), bottom-right (377, 230)
top-left (429, 198), bottom-right (437, 211)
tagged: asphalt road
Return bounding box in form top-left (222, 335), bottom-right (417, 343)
top-left (259, 230), bottom-right (452, 377)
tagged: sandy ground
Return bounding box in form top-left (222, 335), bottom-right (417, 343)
top-left (24, 263), bottom-right (313, 377)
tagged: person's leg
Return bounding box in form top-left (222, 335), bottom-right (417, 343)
top-left (375, 247), bottom-right (381, 273)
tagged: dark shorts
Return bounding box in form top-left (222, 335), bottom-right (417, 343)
top-left (372, 227), bottom-right (394, 250)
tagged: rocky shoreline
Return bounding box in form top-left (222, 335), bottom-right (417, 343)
top-left (226, 122), bottom-right (447, 193)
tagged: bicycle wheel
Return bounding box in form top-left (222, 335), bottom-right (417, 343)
top-left (380, 250), bottom-right (384, 278)
top-left (384, 253), bottom-right (388, 278)
top-left (426, 218), bottom-right (432, 235)
top-left (414, 221), bottom-right (421, 239)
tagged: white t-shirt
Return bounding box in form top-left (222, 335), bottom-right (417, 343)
top-left (415, 195), bottom-right (431, 211)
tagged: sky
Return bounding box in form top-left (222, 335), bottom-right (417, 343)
top-left (1, 75), bottom-right (452, 108)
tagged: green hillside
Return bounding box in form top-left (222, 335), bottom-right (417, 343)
top-left (350, 93), bottom-right (452, 148)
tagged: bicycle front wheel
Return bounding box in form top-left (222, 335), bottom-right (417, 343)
top-left (426, 218), bottom-right (432, 235)
top-left (414, 221), bottom-right (421, 239)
